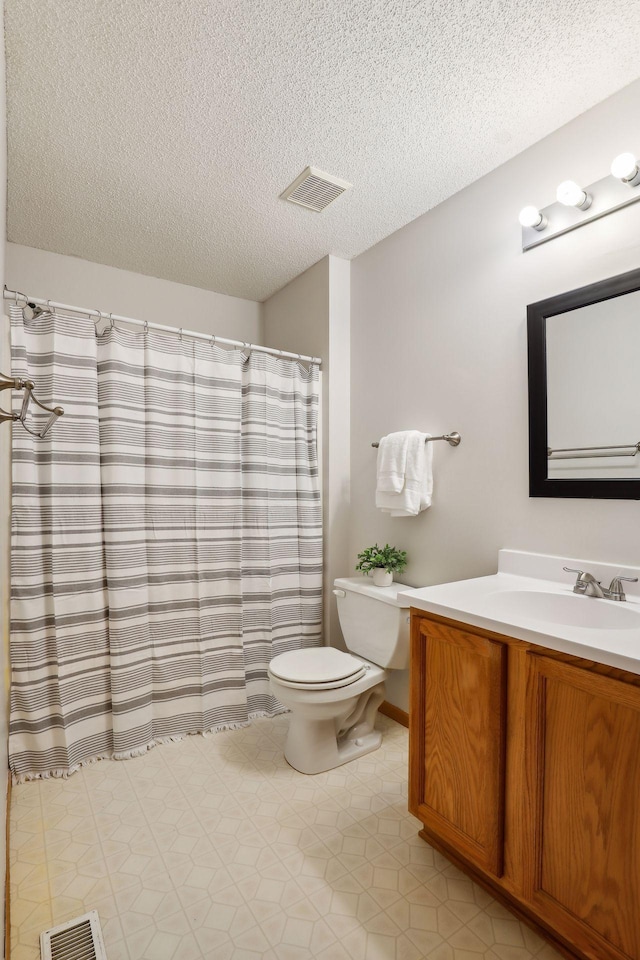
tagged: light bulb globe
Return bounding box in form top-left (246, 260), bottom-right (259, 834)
top-left (519, 206), bottom-right (545, 229)
top-left (556, 180), bottom-right (588, 207)
top-left (611, 152), bottom-right (639, 183)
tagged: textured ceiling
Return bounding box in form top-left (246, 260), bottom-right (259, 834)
top-left (5, 1), bottom-right (640, 302)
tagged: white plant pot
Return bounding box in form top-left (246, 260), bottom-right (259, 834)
top-left (372, 568), bottom-right (393, 587)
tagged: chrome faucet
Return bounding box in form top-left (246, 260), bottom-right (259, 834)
top-left (563, 567), bottom-right (638, 601)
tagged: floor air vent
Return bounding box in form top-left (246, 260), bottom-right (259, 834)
top-left (40, 911), bottom-right (107, 960)
top-left (281, 166), bottom-right (352, 212)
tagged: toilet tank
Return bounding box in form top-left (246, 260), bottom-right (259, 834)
top-left (333, 577), bottom-right (411, 670)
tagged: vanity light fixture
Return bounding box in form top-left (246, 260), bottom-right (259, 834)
top-left (520, 148), bottom-right (640, 251)
top-left (610, 152), bottom-right (640, 187)
top-left (556, 180), bottom-right (592, 210)
top-left (518, 206), bottom-right (547, 231)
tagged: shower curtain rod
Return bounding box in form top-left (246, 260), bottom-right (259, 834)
top-left (3, 288), bottom-right (322, 366)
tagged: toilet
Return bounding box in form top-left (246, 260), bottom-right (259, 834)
top-left (268, 576), bottom-right (411, 774)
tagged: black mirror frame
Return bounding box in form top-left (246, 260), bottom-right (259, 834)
top-left (528, 266), bottom-right (640, 500)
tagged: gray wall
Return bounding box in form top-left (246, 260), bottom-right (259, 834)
top-left (263, 256), bottom-right (351, 647)
top-left (350, 78), bottom-right (640, 711)
top-left (6, 243), bottom-right (262, 342)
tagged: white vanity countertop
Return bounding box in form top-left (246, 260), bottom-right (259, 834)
top-left (398, 549), bottom-right (640, 675)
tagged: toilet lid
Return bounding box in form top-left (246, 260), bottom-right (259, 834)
top-left (269, 648), bottom-right (366, 686)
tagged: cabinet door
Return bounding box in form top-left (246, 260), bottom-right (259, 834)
top-left (525, 655), bottom-right (640, 960)
top-left (410, 616), bottom-right (507, 876)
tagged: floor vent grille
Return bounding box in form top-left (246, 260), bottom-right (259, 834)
top-left (40, 911), bottom-right (107, 960)
top-left (281, 166), bottom-right (352, 212)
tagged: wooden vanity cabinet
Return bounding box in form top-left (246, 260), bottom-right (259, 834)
top-left (409, 609), bottom-right (640, 960)
top-left (524, 654), bottom-right (640, 960)
top-left (408, 615), bottom-right (508, 876)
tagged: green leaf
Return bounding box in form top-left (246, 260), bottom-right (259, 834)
top-left (355, 543), bottom-right (408, 574)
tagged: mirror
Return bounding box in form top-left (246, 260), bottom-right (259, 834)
top-left (528, 267), bottom-right (640, 499)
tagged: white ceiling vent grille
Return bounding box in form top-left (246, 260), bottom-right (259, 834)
top-left (281, 166), bottom-right (352, 212)
top-left (40, 911), bottom-right (107, 960)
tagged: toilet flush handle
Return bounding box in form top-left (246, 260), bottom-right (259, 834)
top-left (332, 589), bottom-right (346, 598)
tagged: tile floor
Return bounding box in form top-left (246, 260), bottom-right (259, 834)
top-left (9, 714), bottom-right (561, 960)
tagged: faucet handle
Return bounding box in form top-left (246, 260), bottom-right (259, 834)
top-left (563, 567), bottom-right (595, 594)
top-left (607, 576), bottom-right (638, 601)
top-left (563, 566), bottom-right (586, 587)
top-left (564, 566), bottom-right (584, 594)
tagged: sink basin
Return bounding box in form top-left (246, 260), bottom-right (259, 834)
top-left (477, 590), bottom-right (640, 631)
top-left (398, 551), bottom-right (640, 675)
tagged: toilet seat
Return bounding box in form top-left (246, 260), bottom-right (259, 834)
top-left (269, 648), bottom-right (367, 691)
top-left (267, 575), bottom-right (411, 775)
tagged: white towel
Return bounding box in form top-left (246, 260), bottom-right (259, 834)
top-left (375, 432), bottom-right (433, 516)
top-left (391, 438), bottom-right (433, 516)
top-left (376, 432), bottom-right (411, 494)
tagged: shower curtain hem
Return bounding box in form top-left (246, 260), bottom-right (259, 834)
top-left (10, 707), bottom-right (290, 784)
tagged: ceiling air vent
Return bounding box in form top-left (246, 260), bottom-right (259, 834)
top-left (281, 166), bottom-right (352, 212)
top-left (40, 911), bottom-right (107, 960)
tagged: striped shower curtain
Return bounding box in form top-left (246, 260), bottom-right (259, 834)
top-left (8, 306), bottom-right (322, 781)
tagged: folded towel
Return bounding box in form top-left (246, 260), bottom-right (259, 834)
top-left (376, 432), bottom-right (411, 494)
top-left (375, 432), bottom-right (433, 516)
top-left (391, 438), bottom-right (433, 515)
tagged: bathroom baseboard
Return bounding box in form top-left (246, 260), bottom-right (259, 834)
top-left (379, 701), bottom-right (409, 728)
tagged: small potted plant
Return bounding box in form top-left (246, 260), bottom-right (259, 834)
top-left (355, 543), bottom-right (407, 587)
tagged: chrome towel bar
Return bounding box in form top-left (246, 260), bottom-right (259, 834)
top-left (548, 441), bottom-right (640, 460)
top-left (0, 371), bottom-right (64, 439)
top-left (372, 432), bottom-right (461, 448)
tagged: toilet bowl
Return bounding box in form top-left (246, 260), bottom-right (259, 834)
top-left (268, 577), bottom-right (411, 774)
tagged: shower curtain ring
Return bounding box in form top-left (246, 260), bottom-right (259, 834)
top-left (144, 321), bottom-right (149, 335)
top-left (179, 328), bottom-right (183, 341)
top-left (109, 313), bottom-right (114, 330)
top-left (210, 334), bottom-right (216, 348)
